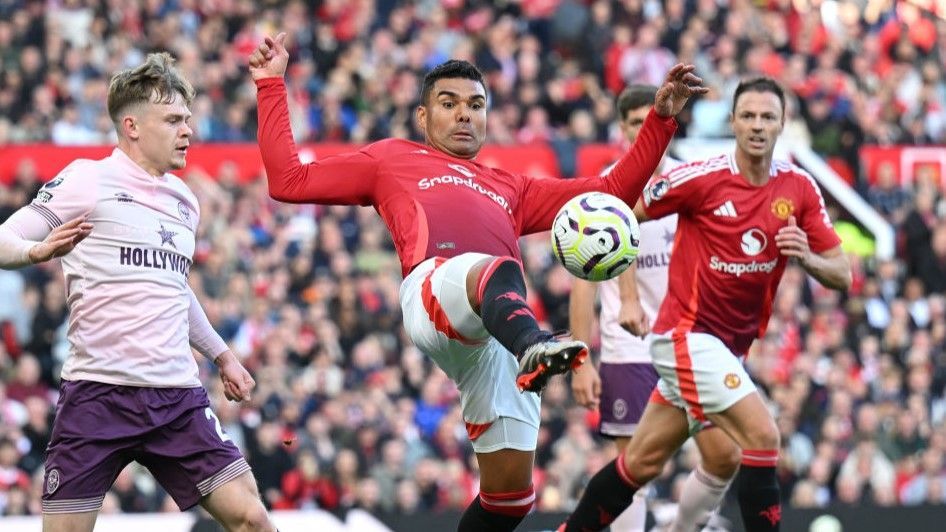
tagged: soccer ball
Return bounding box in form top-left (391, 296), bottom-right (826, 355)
top-left (551, 192), bottom-right (641, 282)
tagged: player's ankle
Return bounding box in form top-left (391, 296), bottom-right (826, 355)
top-left (515, 330), bottom-right (554, 358)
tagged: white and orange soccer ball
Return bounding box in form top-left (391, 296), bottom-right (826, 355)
top-left (551, 192), bottom-right (641, 282)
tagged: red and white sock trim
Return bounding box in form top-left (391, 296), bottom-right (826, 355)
top-left (741, 449), bottom-right (779, 468)
top-left (616, 453), bottom-right (642, 489)
top-left (479, 486), bottom-right (536, 517)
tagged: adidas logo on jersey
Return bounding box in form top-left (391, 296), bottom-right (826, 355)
top-left (713, 200), bottom-right (737, 217)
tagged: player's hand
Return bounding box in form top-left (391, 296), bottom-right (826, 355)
top-left (248, 32), bottom-right (289, 81)
top-left (654, 64), bottom-right (708, 118)
top-left (28, 215), bottom-right (92, 264)
top-left (618, 299), bottom-right (650, 338)
top-left (216, 351), bottom-right (256, 402)
top-left (571, 362), bottom-right (601, 410)
top-left (775, 215), bottom-right (812, 266)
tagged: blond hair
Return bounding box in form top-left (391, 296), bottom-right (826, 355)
top-left (107, 52), bottom-right (195, 126)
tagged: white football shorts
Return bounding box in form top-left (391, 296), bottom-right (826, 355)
top-left (399, 253), bottom-right (540, 453)
top-left (647, 331), bottom-right (756, 435)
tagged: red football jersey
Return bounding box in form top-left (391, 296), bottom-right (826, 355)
top-left (256, 78), bottom-right (677, 276)
top-left (642, 153), bottom-right (841, 356)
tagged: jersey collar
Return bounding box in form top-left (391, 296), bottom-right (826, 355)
top-left (110, 148), bottom-right (170, 182)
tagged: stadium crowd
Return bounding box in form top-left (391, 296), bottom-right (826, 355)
top-left (2, 0), bottom-right (946, 525)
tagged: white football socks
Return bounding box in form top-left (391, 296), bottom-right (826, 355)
top-left (670, 465), bottom-right (732, 532)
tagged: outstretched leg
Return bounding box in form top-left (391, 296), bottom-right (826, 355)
top-left (467, 256), bottom-right (587, 392)
top-left (400, 254), bottom-right (546, 531)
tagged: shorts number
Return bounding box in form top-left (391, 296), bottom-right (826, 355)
top-left (205, 407), bottom-right (232, 442)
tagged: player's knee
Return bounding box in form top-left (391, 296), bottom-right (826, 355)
top-left (234, 502), bottom-right (273, 532)
top-left (466, 255), bottom-right (517, 311)
top-left (624, 445), bottom-right (666, 484)
top-left (701, 440), bottom-right (742, 480)
top-left (746, 420), bottom-right (780, 451)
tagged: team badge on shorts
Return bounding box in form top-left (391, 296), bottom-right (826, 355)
top-left (724, 373), bottom-right (741, 389)
top-left (770, 197), bottom-right (794, 220)
top-left (613, 398), bottom-right (628, 420)
top-left (46, 469), bottom-right (61, 494)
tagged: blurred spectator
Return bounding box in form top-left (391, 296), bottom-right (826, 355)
top-left (277, 449), bottom-right (339, 510)
top-left (247, 421), bottom-right (294, 508)
top-left (900, 448), bottom-right (946, 504)
top-left (5, 355), bottom-right (49, 404)
top-left (915, 222), bottom-right (946, 294)
top-left (0, 0), bottom-right (936, 150)
top-left (0, 437), bottom-right (30, 515)
top-left (869, 162), bottom-right (912, 224)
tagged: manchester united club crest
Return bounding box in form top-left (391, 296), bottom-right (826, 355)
top-left (770, 197), bottom-right (794, 220)
top-left (724, 373), bottom-right (741, 389)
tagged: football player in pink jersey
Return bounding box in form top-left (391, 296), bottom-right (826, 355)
top-left (0, 54), bottom-right (274, 532)
top-left (559, 78), bottom-right (850, 532)
top-left (570, 85), bottom-right (740, 531)
top-left (250, 33), bottom-right (706, 531)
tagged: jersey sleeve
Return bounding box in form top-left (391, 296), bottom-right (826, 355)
top-left (256, 77), bottom-right (379, 206)
top-left (797, 171), bottom-right (842, 253)
top-left (25, 161), bottom-right (98, 231)
top-left (0, 218), bottom-right (40, 269)
top-left (641, 162), bottom-right (706, 219)
top-left (516, 109), bottom-right (676, 234)
top-left (188, 288), bottom-right (229, 361)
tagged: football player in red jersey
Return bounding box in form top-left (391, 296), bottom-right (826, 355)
top-left (249, 33), bottom-right (706, 531)
top-left (559, 78), bottom-right (850, 532)
top-left (570, 85), bottom-right (741, 532)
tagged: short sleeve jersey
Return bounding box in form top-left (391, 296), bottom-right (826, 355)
top-left (641, 153), bottom-right (841, 356)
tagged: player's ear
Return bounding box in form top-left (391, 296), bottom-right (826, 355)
top-left (121, 115), bottom-right (139, 140)
top-left (414, 104), bottom-right (427, 134)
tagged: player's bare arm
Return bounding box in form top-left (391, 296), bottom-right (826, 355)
top-left (775, 215), bottom-right (851, 290)
top-left (569, 279), bottom-right (601, 410)
top-left (616, 262), bottom-right (649, 337)
top-left (632, 199), bottom-right (649, 222)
